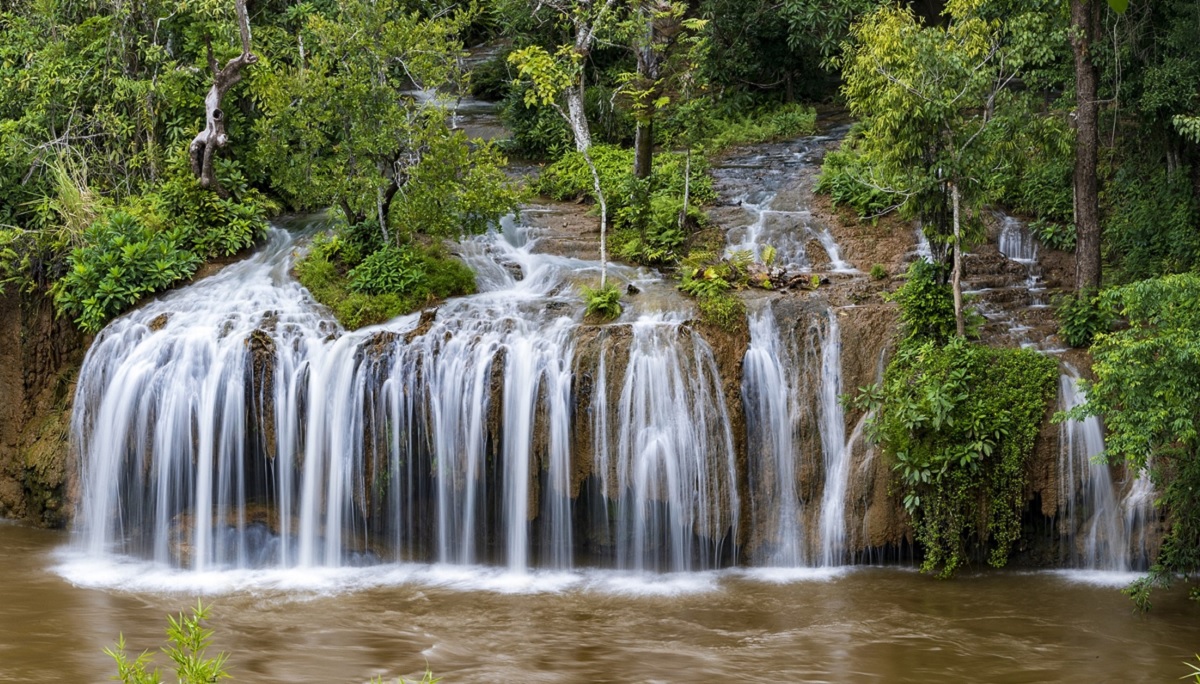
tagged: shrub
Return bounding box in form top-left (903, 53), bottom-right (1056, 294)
top-left (581, 283), bottom-right (622, 321)
top-left (886, 260), bottom-right (958, 344)
top-left (294, 228), bottom-right (476, 330)
top-left (696, 291), bottom-right (746, 332)
top-left (816, 145), bottom-right (896, 220)
top-left (869, 263), bottom-right (888, 280)
top-left (53, 212), bottom-right (201, 333)
top-left (349, 246), bottom-right (426, 295)
top-left (107, 601), bottom-right (229, 684)
top-left (1056, 290), bottom-right (1112, 348)
top-left (861, 337), bottom-right (1058, 577)
top-left (1030, 218), bottom-right (1075, 252)
top-left (1103, 167), bottom-right (1200, 284)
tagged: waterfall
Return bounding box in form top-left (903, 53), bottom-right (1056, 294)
top-left (816, 310), bottom-right (849, 566)
top-left (1057, 367), bottom-right (1153, 571)
top-left (608, 314), bottom-right (739, 572)
top-left (73, 218), bottom-right (747, 574)
top-left (741, 303), bottom-right (850, 568)
top-left (743, 306), bottom-right (805, 566)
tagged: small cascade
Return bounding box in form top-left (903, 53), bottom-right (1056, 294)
top-left (741, 303), bottom-right (851, 567)
top-left (714, 136), bottom-right (855, 273)
top-left (1056, 367), bottom-right (1157, 572)
top-left (816, 310), bottom-right (849, 566)
top-left (997, 215), bottom-right (1046, 307)
top-left (743, 306), bottom-right (806, 566)
top-left (1057, 370), bottom-right (1128, 571)
top-left (604, 314), bottom-right (740, 572)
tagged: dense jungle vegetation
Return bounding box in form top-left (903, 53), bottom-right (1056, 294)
top-left (1, 0), bottom-right (1198, 603)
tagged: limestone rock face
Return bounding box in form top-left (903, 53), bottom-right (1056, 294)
top-left (0, 286), bottom-right (85, 527)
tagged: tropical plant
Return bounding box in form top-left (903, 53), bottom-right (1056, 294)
top-left (106, 602), bottom-right (230, 684)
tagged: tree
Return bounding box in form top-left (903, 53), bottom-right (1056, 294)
top-left (509, 0), bottom-right (621, 286)
top-left (1069, 0), bottom-right (1102, 292)
top-left (189, 0), bottom-right (257, 196)
top-left (254, 0), bottom-right (515, 243)
top-left (839, 0), bottom-right (1016, 336)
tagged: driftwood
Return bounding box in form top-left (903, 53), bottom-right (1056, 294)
top-left (189, 0), bottom-right (257, 195)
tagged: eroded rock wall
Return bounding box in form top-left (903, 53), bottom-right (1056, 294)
top-left (0, 285), bottom-right (85, 527)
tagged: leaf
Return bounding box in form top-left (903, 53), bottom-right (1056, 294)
top-left (1106, 0), bottom-right (1128, 14)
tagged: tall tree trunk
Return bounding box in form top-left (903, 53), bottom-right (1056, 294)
top-left (951, 182), bottom-right (965, 338)
top-left (189, 0), bottom-right (257, 196)
top-left (634, 122), bottom-right (653, 180)
top-left (1070, 0), bottom-right (1101, 292)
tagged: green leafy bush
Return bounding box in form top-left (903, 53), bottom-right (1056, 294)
top-left (295, 228), bottom-right (476, 330)
top-left (52, 212), bottom-right (201, 333)
top-left (349, 246), bottom-right (426, 295)
top-left (1030, 218), bottom-right (1075, 252)
top-left (536, 145), bottom-right (715, 211)
top-left (581, 282), bottom-right (623, 320)
top-left (869, 263), bottom-right (888, 280)
top-left (886, 260), bottom-right (958, 344)
top-left (861, 337), bottom-right (1058, 577)
top-left (816, 144), bottom-right (896, 220)
top-left (1056, 290), bottom-right (1112, 348)
top-left (1103, 167), bottom-right (1200, 284)
top-left (695, 291), bottom-right (746, 332)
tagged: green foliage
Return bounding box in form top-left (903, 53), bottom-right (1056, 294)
top-left (348, 246), bottom-right (426, 296)
top-left (537, 145), bottom-right (714, 209)
top-left (1029, 219), bottom-right (1076, 252)
top-left (1102, 166), bottom-right (1200, 284)
top-left (862, 337), bottom-right (1057, 576)
top-left (886, 261), bottom-right (959, 345)
top-left (52, 212), bottom-right (201, 334)
top-left (581, 283), bottom-right (623, 321)
top-left (671, 102), bottom-right (818, 154)
top-left (1071, 275), bottom-right (1200, 601)
top-left (1055, 291), bottom-right (1112, 348)
top-left (537, 145), bottom-right (713, 266)
top-left (106, 601), bottom-right (230, 684)
top-left (295, 229), bottom-right (475, 330)
top-left (695, 291), bottom-right (746, 332)
top-left (816, 141), bottom-right (897, 220)
top-left (869, 263), bottom-right (888, 280)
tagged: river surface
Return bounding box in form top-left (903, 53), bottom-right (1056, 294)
top-left (3, 522), bottom-right (1197, 683)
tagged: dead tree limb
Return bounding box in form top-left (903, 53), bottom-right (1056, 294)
top-left (189, 0), bottom-right (257, 195)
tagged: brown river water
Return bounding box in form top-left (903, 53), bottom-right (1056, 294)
top-left (2, 521), bottom-right (1197, 683)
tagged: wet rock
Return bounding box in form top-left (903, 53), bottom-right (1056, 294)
top-left (404, 309), bottom-right (438, 344)
top-left (148, 313), bottom-right (171, 331)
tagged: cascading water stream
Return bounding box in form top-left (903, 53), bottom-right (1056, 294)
top-left (742, 306), bottom-right (805, 566)
top-left (73, 214), bottom-right (746, 575)
top-left (816, 310), bottom-right (849, 566)
top-left (741, 303), bottom-right (851, 568)
top-left (1056, 366), bottom-right (1155, 571)
top-left (1057, 369), bottom-right (1128, 571)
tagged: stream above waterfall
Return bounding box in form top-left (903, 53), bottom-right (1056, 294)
top-left (5, 523), bottom-right (1197, 683)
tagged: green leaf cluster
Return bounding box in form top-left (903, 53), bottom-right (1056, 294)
top-left (295, 228), bottom-right (476, 331)
top-left (106, 601), bottom-right (229, 684)
top-left (1054, 290), bottom-right (1112, 348)
top-left (862, 337), bottom-right (1057, 577)
top-left (581, 283), bottom-right (623, 321)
